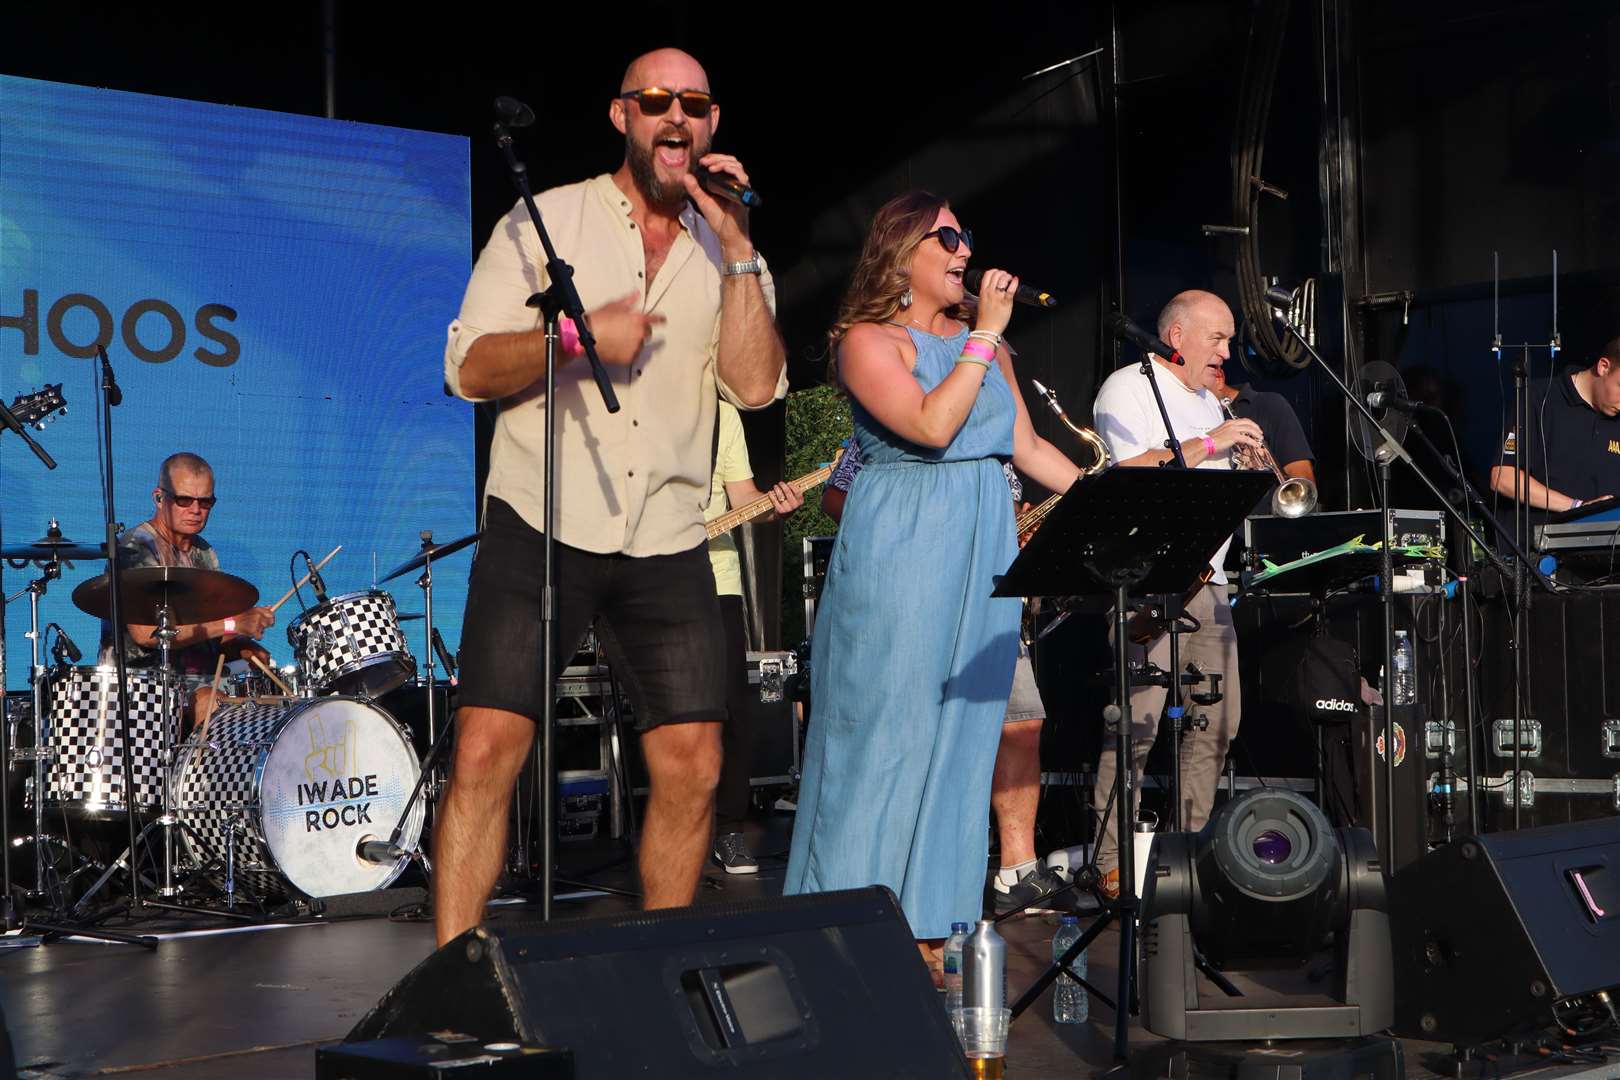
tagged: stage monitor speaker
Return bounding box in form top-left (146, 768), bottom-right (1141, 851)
top-left (1391, 817), bottom-right (1620, 1047)
top-left (347, 886), bottom-right (969, 1078)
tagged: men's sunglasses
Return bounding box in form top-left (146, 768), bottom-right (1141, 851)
top-left (619, 87), bottom-right (714, 119)
top-left (163, 490), bottom-right (217, 509)
top-left (924, 225), bottom-right (973, 254)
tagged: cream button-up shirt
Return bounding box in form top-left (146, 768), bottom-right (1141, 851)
top-left (445, 174), bottom-right (786, 557)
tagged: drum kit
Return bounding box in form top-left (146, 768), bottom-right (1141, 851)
top-left (2, 523), bottom-right (479, 918)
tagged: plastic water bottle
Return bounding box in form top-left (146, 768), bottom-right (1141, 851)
top-left (1393, 630), bottom-right (1415, 705)
top-left (943, 921), bottom-right (970, 1013)
top-left (962, 918), bottom-right (1006, 1012)
top-left (1052, 915), bottom-right (1088, 1024)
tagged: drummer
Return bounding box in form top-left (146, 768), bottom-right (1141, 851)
top-left (97, 453), bottom-right (276, 727)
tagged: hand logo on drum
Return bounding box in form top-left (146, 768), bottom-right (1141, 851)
top-left (303, 712), bottom-right (355, 783)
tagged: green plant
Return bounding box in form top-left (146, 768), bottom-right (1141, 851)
top-left (781, 383), bottom-right (852, 646)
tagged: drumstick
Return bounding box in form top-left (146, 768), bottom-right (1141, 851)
top-left (197, 654), bottom-right (227, 746)
top-left (267, 545), bottom-right (342, 613)
top-left (249, 654), bottom-right (295, 697)
top-left (209, 653), bottom-right (225, 698)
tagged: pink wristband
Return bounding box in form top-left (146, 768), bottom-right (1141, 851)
top-left (558, 316), bottom-right (584, 358)
top-left (960, 339), bottom-right (996, 363)
top-left (1201, 435), bottom-right (1217, 458)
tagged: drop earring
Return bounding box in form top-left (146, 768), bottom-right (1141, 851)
top-left (900, 287), bottom-right (913, 308)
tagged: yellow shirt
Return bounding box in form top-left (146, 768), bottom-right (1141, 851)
top-left (704, 401), bottom-right (753, 597)
top-left (444, 175), bottom-right (786, 556)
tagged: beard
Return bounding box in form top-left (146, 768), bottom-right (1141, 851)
top-left (625, 128), bottom-right (709, 210)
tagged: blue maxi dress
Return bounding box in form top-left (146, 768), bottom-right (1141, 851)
top-left (785, 326), bottom-right (1022, 939)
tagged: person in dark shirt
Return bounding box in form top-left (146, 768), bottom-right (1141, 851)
top-left (1489, 342), bottom-right (1620, 519)
top-left (1207, 362), bottom-right (1315, 484)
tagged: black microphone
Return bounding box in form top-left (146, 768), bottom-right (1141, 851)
top-left (1367, 390), bottom-right (1442, 415)
top-left (697, 169), bottom-right (763, 209)
top-left (494, 96), bottom-right (535, 128)
top-left (1264, 285), bottom-right (1296, 317)
top-left (303, 552), bottom-right (330, 605)
top-left (431, 628), bottom-right (458, 682)
top-left (97, 345), bottom-right (122, 407)
top-left (1106, 312), bottom-right (1182, 365)
top-left (50, 624), bottom-right (82, 665)
top-left (356, 839), bottom-right (406, 865)
top-left (963, 269), bottom-right (1057, 309)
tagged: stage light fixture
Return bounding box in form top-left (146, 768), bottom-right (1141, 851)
top-left (1140, 787), bottom-right (1394, 1041)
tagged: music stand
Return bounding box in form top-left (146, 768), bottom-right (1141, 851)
top-left (996, 465), bottom-right (1269, 1064)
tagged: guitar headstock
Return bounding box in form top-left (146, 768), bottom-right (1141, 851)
top-left (9, 384), bottom-right (67, 430)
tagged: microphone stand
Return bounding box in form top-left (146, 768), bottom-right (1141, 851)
top-left (492, 109), bottom-right (619, 922)
top-left (1268, 309), bottom-right (1543, 864)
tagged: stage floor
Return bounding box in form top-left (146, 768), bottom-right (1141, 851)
top-left (4, 818), bottom-right (1615, 1079)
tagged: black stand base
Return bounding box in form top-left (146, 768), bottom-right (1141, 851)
top-left (1125, 1036), bottom-right (1405, 1080)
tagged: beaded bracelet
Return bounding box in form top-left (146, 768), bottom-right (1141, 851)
top-left (968, 329), bottom-right (1003, 347)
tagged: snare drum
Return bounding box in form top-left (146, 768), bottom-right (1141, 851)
top-left (287, 590), bottom-right (416, 697)
top-left (172, 695), bottom-right (423, 898)
top-left (43, 666), bottom-right (181, 814)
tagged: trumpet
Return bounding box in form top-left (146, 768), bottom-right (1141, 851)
top-left (1218, 396), bottom-right (1317, 518)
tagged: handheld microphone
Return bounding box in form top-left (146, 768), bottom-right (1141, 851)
top-left (304, 552), bottom-right (330, 605)
top-left (356, 839), bottom-right (406, 865)
top-left (698, 170), bottom-right (763, 209)
top-left (1367, 390), bottom-right (1441, 415)
top-left (431, 628), bottom-right (458, 682)
top-left (1106, 312), bottom-right (1182, 365)
top-left (493, 96), bottom-right (535, 128)
top-left (50, 624), bottom-right (82, 665)
top-left (962, 269), bottom-right (1057, 309)
top-left (97, 345), bottom-right (122, 407)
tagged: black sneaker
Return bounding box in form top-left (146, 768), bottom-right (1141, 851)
top-left (712, 832), bottom-right (759, 875)
top-left (993, 864), bottom-right (1087, 915)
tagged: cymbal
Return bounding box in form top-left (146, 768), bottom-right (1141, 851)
top-left (2, 534), bottom-right (109, 562)
top-left (72, 565), bottom-right (259, 626)
top-left (380, 532), bottom-right (481, 584)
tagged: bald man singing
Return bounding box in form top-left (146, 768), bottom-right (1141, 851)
top-left (1088, 291), bottom-right (1262, 898)
top-left (439, 47), bottom-right (787, 943)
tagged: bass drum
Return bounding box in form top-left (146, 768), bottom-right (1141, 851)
top-left (172, 696), bottom-right (423, 898)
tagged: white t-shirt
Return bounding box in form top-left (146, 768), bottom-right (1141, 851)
top-left (1092, 360), bottom-right (1236, 584)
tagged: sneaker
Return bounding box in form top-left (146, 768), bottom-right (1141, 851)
top-left (993, 864), bottom-right (1088, 916)
top-left (712, 832), bottom-right (759, 875)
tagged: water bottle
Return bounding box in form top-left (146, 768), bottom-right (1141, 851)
top-left (1393, 629), bottom-right (1415, 705)
top-left (1052, 915), bottom-right (1088, 1024)
top-left (943, 921), bottom-right (970, 1013)
top-left (962, 918), bottom-right (1006, 1012)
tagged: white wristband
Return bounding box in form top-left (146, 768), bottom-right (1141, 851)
top-left (222, 617), bottom-right (237, 634)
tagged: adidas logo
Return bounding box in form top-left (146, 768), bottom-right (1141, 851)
top-left (1315, 698), bottom-right (1357, 712)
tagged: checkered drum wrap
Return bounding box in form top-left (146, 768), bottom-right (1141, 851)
top-left (287, 590), bottom-right (415, 697)
top-left (43, 666), bottom-right (180, 813)
top-left (172, 696), bottom-right (423, 898)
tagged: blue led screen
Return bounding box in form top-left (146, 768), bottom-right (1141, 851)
top-left (1, 75), bottom-right (473, 690)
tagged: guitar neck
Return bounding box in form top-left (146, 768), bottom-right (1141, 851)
top-left (706, 464), bottom-right (834, 539)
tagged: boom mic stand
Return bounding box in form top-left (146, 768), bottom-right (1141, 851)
top-left (491, 96), bottom-right (619, 921)
top-left (1264, 288), bottom-right (1545, 862)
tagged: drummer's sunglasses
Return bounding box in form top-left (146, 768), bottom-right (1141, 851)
top-left (162, 490), bottom-right (217, 510)
top-left (619, 87), bottom-right (715, 118)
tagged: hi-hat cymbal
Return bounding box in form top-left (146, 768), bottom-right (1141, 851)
top-left (72, 565), bottom-right (259, 626)
top-left (380, 532), bottom-right (481, 584)
top-left (2, 534), bottom-right (109, 562)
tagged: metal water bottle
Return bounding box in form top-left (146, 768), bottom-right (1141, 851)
top-left (962, 918), bottom-right (1007, 1011)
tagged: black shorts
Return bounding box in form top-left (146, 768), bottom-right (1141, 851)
top-left (456, 497), bottom-right (726, 731)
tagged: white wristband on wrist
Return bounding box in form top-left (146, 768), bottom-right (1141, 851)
top-left (222, 617), bottom-right (237, 634)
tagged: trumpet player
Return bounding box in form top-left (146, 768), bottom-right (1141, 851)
top-left (1207, 362), bottom-right (1316, 486)
top-left (1090, 290), bottom-right (1258, 899)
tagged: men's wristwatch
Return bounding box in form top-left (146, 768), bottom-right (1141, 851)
top-left (722, 253), bottom-right (764, 276)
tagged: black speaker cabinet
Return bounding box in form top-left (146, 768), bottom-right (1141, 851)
top-left (1390, 817), bottom-right (1620, 1046)
top-left (348, 887), bottom-right (968, 1078)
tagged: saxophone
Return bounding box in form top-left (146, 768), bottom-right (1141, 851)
top-left (1017, 379), bottom-right (1110, 643)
